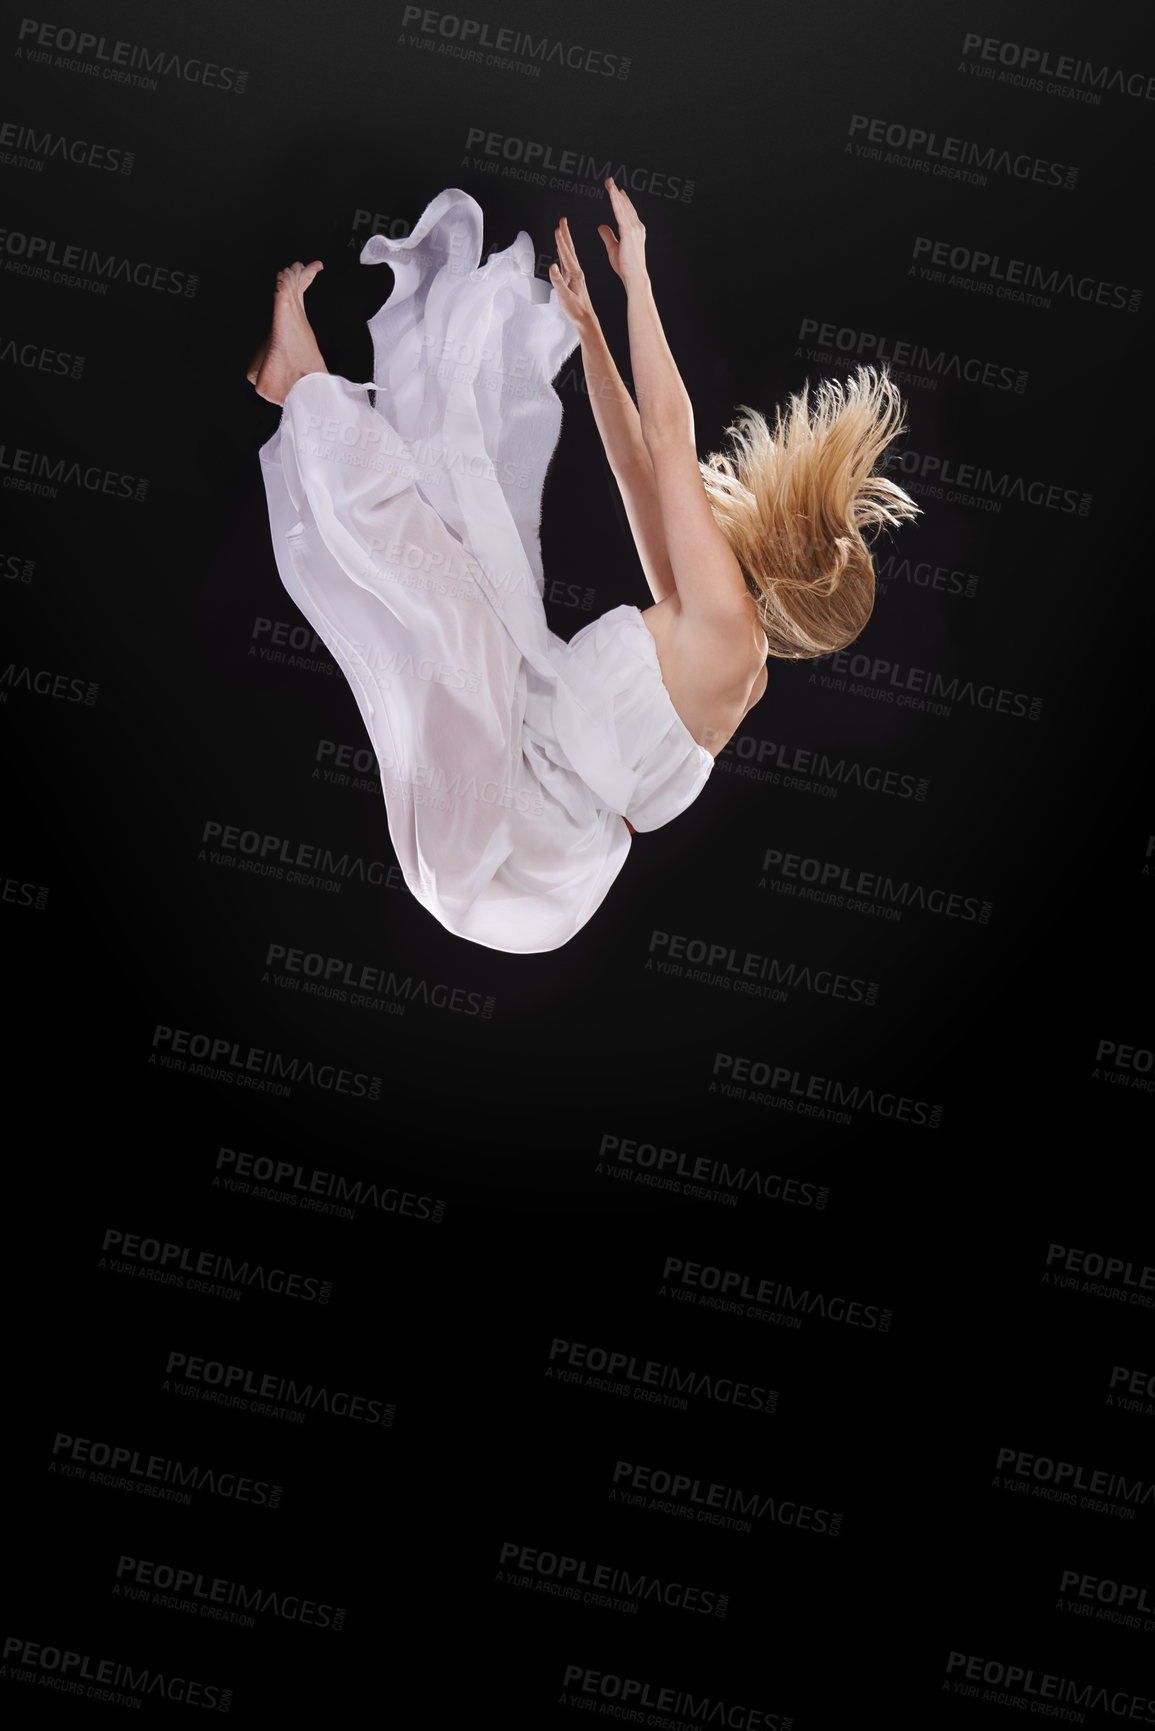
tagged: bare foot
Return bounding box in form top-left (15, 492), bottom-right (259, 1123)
top-left (247, 259), bottom-right (328, 406)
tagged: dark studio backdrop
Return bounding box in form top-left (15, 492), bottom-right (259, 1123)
top-left (3, 0), bottom-right (1153, 1723)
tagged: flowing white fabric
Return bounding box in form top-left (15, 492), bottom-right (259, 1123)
top-left (257, 188), bottom-right (713, 953)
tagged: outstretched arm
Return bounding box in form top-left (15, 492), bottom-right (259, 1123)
top-left (601, 181), bottom-right (751, 627)
top-left (552, 220), bottom-right (677, 604)
top-left (597, 181), bottom-right (693, 446)
top-left (625, 278), bottom-right (695, 446)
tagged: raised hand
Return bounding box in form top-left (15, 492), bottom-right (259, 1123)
top-left (597, 178), bottom-right (648, 291)
top-left (549, 216), bottom-right (599, 335)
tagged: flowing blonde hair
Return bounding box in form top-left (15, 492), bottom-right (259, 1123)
top-left (698, 364), bottom-right (922, 660)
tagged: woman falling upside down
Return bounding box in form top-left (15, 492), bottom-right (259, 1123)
top-left (249, 178), bottom-right (921, 953)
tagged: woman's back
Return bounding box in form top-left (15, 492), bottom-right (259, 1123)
top-left (639, 590), bottom-right (769, 759)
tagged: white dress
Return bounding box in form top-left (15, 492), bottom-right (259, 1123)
top-left (258, 188), bottom-right (713, 953)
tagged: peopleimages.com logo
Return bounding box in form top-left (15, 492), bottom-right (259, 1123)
top-left (115, 1553), bottom-right (346, 1632)
top-left (462, 126), bottom-right (694, 200)
top-left (944, 1649), bottom-right (1155, 1719)
top-left (1, 1635), bottom-right (232, 1710)
top-left (0, 120), bottom-right (134, 174)
top-left (399, 6), bottom-right (630, 79)
top-left (0, 228), bottom-right (197, 295)
top-left (959, 32), bottom-right (1155, 103)
top-left (559, 1666), bottom-right (791, 1730)
top-left (849, 112), bottom-right (1077, 189)
top-left (798, 315), bottom-right (1026, 394)
top-left (910, 234), bottom-right (1141, 312)
top-left (150, 1024), bottom-right (383, 1101)
top-left (15, 18), bottom-right (248, 93)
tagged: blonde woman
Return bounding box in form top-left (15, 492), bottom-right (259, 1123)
top-left (249, 180), bottom-right (921, 953)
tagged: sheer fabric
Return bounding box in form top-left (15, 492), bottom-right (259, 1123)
top-left (258, 189), bottom-right (712, 952)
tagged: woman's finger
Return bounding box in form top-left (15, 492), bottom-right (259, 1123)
top-left (555, 219), bottom-right (580, 272)
top-left (556, 223), bottom-right (584, 282)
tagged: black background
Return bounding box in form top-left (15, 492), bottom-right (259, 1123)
top-left (3, 0), bottom-right (1153, 1724)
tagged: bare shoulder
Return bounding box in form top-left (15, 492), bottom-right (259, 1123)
top-left (639, 433), bottom-right (770, 746)
top-left (644, 585), bottom-right (764, 658)
top-left (642, 590), bottom-right (768, 717)
top-left (644, 436), bottom-right (753, 624)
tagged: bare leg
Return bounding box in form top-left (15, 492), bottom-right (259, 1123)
top-left (246, 259), bottom-right (329, 406)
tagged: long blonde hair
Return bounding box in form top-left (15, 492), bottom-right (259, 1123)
top-left (699, 364), bottom-right (922, 660)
